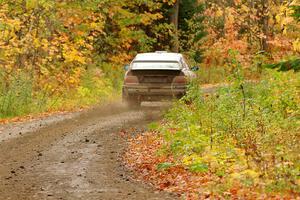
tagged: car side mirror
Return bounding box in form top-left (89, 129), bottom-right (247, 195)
top-left (124, 64), bottom-right (130, 71)
top-left (191, 66), bottom-right (199, 71)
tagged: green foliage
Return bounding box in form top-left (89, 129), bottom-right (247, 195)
top-left (291, 5), bottom-right (300, 21)
top-left (189, 163), bottom-right (209, 173)
top-left (265, 58), bottom-right (300, 72)
top-left (157, 162), bottom-right (174, 171)
top-left (0, 68), bottom-right (115, 118)
top-left (96, 0), bottom-right (176, 59)
top-left (0, 72), bottom-right (36, 118)
top-left (195, 67), bottom-right (230, 84)
top-left (179, 1), bottom-right (207, 62)
top-left (159, 69), bottom-right (300, 194)
top-left (148, 122), bottom-right (160, 131)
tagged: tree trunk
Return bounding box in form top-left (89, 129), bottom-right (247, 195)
top-left (221, 0), bottom-right (226, 37)
top-left (260, 0), bottom-right (269, 52)
top-left (170, 0), bottom-right (180, 52)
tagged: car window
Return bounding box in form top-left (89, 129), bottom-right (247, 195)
top-left (131, 61), bottom-right (181, 70)
top-left (180, 58), bottom-right (189, 69)
top-left (184, 57), bottom-right (191, 69)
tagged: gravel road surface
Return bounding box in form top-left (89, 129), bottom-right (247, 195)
top-left (0, 103), bottom-right (175, 200)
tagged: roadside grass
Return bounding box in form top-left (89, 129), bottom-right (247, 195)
top-left (196, 64), bottom-right (262, 85)
top-left (0, 65), bottom-right (122, 120)
top-left (196, 67), bottom-right (229, 84)
top-left (163, 69), bottom-right (299, 196)
top-left (125, 69), bottom-right (300, 199)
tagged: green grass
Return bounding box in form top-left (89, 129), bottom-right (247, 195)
top-left (196, 67), bottom-right (229, 84)
top-left (0, 65), bottom-right (122, 119)
top-left (157, 69), bottom-right (300, 194)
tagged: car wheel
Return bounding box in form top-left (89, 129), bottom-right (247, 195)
top-left (122, 91), bottom-right (141, 108)
top-left (127, 98), bottom-right (141, 109)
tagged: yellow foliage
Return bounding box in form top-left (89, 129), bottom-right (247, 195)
top-left (230, 170), bottom-right (260, 185)
top-left (62, 45), bottom-right (86, 64)
top-left (293, 38), bottom-right (300, 52)
top-left (215, 8), bottom-right (223, 17)
top-left (241, 4), bottom-right (250, 13)
top-left (182, 154), bottom-right (203, 166)
top-left (163, 0), bottom-right (176, 6)
top-left (26, 0), bottom-right (38, 10)
top-left (276, 4), bottom-right (297, 34)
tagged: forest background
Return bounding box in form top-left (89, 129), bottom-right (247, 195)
top-left (0, 0), bottom-right (299, 119)
top-left (0, 0), bottom-right (299, 198)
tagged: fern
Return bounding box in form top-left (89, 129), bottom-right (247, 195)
top-left (265, 58), bottom-right (300, 72)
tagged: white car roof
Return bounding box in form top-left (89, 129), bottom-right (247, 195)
top-left (133, 52), bottom-right (183, 63)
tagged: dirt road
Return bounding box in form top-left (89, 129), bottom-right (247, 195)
top-left (0, 103), bottom-right (175, 200)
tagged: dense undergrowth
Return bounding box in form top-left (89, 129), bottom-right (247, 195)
top-left (0, 64), bottom-right (122, 119)
top-left (127, 68), bottom-right (299, 198)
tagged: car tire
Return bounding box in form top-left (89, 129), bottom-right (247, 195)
top-left (127, 97), bottom-right (141, 109)
top-left (122, 90), bottom-right (141, 109)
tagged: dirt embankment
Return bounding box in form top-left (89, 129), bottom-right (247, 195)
top-left (0, 103), bottom-right (176, 200)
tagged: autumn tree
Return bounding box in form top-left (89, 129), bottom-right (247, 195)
top-left (95, 0), bottom-right (177, 62)
top-left (178, 0), bottom-right (206, 62)
top-left (163, 0), bottom-right (207, 58)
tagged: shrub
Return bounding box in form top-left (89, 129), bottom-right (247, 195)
top-left (159, 69), bottom-right (300, 194)
top-left (0, 65), bottom-right (120, 119)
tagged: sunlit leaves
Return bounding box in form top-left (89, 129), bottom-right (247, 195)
top-left (293, 38), bottom-right (300, 52)
top-left (26, 0), bottom-right (38, 10)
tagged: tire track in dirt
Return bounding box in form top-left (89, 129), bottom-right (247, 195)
top-left (0, 103), bottom-right (176, 200)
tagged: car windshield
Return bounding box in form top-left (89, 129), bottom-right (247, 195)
top-left (131, 61), bottom-right (181, 70)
